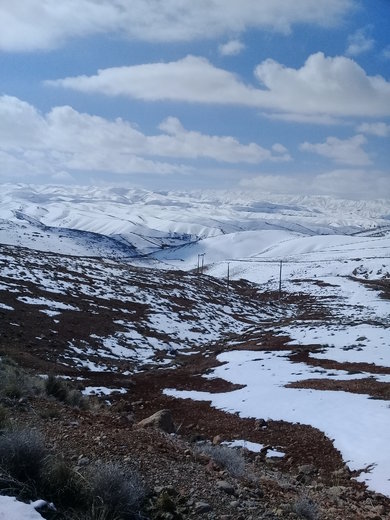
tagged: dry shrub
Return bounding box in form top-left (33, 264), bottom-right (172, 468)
top-left (196, 443), bottom-right (246, 477)
top-left (88, 462), bottom-right (145, 519)
top-left (0, 429), bottom-right (46, 482)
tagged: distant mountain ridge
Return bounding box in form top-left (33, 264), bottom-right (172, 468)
top-left (1, 184), bottom-right (389, 261)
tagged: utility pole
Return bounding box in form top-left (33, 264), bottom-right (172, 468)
top-left (279, 260), bottom-right (283, 296)
top-left (198, 253), bottom-right (205, 275)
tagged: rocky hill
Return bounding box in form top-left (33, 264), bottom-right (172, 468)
top-left (1, 242), bottom-right (389, 519)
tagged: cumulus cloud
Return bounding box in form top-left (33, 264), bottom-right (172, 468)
top-left (300, 135), bottom-right (371, 166)
top-left (346, 27), bottom-right (374, 56)
top-left (219, 40), bottom-right (245, 56)
top-left (0, 95), bottom-right (287, 179)
top-left (357, 122), bottom-right (390, 137)
top-left (0, 1), bottom-right (353, 51)
top-left (47, 53), bottom-right (390, 118)
top-left (156, 117), bottom-right (290, 163)
top-left (239, 169), bottom-right (390, 199)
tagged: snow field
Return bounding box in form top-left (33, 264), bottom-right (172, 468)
top-left (165, 349), bottom-right (390, 496)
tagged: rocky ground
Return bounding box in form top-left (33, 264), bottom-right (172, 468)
top-left (0, 243), bottom-right (389, 519)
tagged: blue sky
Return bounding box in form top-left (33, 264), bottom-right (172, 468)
top-left (0, 1), bottom-right (389, 198)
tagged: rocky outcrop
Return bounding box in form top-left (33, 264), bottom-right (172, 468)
top-left (135, 409), bottom-right (175, 433)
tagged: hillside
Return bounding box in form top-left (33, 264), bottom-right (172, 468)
top-left (0, 184), bottom-right (389, 518)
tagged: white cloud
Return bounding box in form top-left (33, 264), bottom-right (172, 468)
top-left (48, 53), bottom-right (390, 118)
top-left (46, 56), bottom-right (259, 104)
top-left (219, 40), bottom-right (245, 56)
top-left (382, 45), bottom-right (390, 60)
top-left (262, 112), bottom-right (343, 125)
top-left (357, 122), bottom-right (390, 137)
top-left (240, 169), bottom-right (390, 199)
top-left (0, 95), bottom-right (286, 179)
top-left (155, 117), bottom-right (290, 163)
top-left (300, 135), bottom-right (371, 166)
top-left (0, 1), bottom-right (354, 51)
top-left (346, 27), bottom-right (374, 56)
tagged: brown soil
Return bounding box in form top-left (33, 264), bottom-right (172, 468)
top-left (286, 377), bottom-right (390, 400)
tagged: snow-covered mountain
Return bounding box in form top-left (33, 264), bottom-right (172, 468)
top-left (1, 184), bottom-right (390, 262)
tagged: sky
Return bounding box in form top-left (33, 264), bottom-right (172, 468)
top-left (0, 0), bottom-right (389, 199)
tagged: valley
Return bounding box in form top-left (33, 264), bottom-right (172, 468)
top-left (0, 184), bottom-right (389, 519)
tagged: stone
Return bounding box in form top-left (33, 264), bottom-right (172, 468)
top-left (254, 418), bottom-right (267, 430)
top-left (298, 464), bottom-right (317, 475)
top-left (213, 434), bottom-right (222, 445)
top-left (77, 456), bottom-right (90, 466)
top-left (217, 480), bottom-right (236, 495)
top-left (327, 486), bottom-right (346, 498)
top-left (194, 501), bottom-right (212, 513)
top-left (135, 409), bottom-right (175, 433)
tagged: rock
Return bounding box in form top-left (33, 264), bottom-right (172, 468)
top-left (327, 486), bottom-right (346, 498)
top-left (194, 501), bottom-right (212, 513)
top-left (77, 456), bottom-right (90, 466)
top-left (213, 434), bottom-right (222, 445)
top-left (154, 485), bottom-right (178, 496)
top-left (254, 418), bottom-right (267, 430)
top-left (217, 480), bottom-right (236, 495)
top-left (135, 409), bottom-right (175, 433)
top-left (31, 500), bottom-right (56, 512)
top-left (298, 464), bottom-right (317, 476)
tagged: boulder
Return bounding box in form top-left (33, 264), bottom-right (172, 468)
top-left (216, 480), bottom-right (236, 495)
top-left (135, 409), bottom-right (175, 433)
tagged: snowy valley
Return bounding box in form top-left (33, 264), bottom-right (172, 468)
top-left (0, 184), bottom-right (389, 518)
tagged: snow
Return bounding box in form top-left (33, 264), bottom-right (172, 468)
top-left (222, 439), bottom-right (285, 457)
top-left (165, 349), bottom-right (390, 496)
top-left (17, 296), bottom-right (79, 311)
top-left (0, 303), bottom-right (13, 310)
top-left (0, 496), bottom-right (43, 519)
top-left (282, 323), bottom-right (390, 367)
top-left (82, 386), bottom-right (127, 396)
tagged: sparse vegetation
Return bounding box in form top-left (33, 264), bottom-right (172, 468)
top-left (196, 443), bottom-right (246, 477)
top-left (0, 424), bottom-right (146, 519)
top-left (0, 429), bottom-right (46, 483)
top-left (88, 462), bottom-right (145, 520)
top-left (45, 373), bottom-right (69, 401)
top-left (45, 374), bottom-right (88, 409)
top-left (293, 495), bottom-right (319, 520)
top-left (41, 457), bottom-right (88, 509)
top-left (0, 357), bottom-right (43, 400)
